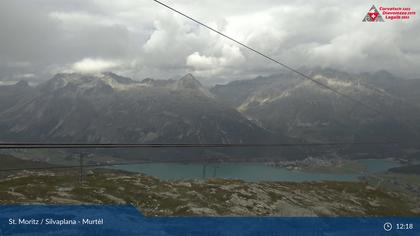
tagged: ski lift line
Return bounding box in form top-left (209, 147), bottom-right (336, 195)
top-left (150, 0), bottom-right (383, 115)
top-left (0, 142), bottom-right (398, 149)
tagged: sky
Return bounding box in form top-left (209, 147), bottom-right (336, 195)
top-left (0, 0), bottom-right (419, 85)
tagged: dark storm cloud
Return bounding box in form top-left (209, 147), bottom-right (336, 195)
top-left (0, 0), bottom-right (419, 84)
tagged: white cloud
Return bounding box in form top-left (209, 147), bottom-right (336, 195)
top-left (186, 52), bottom-right (217, 70)
top-left (0, 81), bottom-right (19, 86)
top-left (1, 0), bottom-right (420, 83)
top-left (13, 73), bottom-right (35, 79)
top-left (186, 44), bottom-right (245, 76)
top-left (72, 58), bottom-right (120, 73)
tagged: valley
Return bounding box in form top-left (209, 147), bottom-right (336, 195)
top-left (0, 69), bottom-right (419, 217)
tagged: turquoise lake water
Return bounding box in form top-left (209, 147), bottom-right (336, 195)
top-left (110, 159), bottom-right (400, 182)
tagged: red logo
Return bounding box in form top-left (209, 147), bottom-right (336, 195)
top-left (363, 5), bottom-right (384, 22)
top-left (368, 12), bottom-right (379, 21)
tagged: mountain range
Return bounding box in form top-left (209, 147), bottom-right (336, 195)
top-left (0, 69), bottom-right (419, 160)
top-left (0, 72), bottom-right (282, 145)
top-left (212, 69), bottom-right (420, 144)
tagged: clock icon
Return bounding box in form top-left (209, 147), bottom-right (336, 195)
top-left (384, 222), bottom-right (393, 232)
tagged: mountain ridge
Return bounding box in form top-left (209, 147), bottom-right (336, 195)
top-left (212, 69), bottom-right (420, 145)
top-left (0, 72), bottom-right (287, 147)
top-left (0, 69), bottom-right (419, 160)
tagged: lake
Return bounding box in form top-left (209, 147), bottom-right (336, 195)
top-left (110, 159), bottom-right (400, 182)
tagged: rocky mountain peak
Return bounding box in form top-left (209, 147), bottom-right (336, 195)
top-left (174, 74), bottom-right (214, 98)
top-left (43, 72), bottom-right (140, 93)
top-left (176, 73), bottom-right (202, 89)
top-left (101, 72), bottom-right (136, 84)
top-left (14, 80), bottom-right (30, 88)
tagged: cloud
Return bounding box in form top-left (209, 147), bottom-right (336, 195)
top-left (14, 73), bottom-right (36, 79)
top-left (186, 44), bottom-right (245, 77)
top-left (72, 58), bottom-right (120, 73)
top-left (0, 81), bottom-right (19, 86)
top-left (186, 52), bottom-right (218, 70)
top-left (0, 0), bottom-right (420, 83)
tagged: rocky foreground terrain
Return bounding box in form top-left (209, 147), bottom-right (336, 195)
top-left (0, 169), bottom-right (419, 216)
